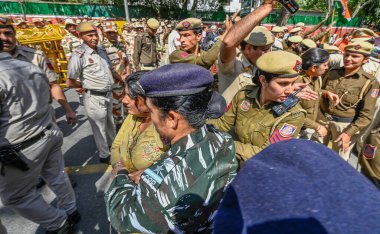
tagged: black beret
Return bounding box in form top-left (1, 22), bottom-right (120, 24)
top-left (214, 139), bottom-right (380, 233)
top-left (138, 63), bottom-right (213, 97)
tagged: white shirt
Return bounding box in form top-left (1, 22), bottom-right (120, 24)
top-left (168, 30), bottom-right (181, 55)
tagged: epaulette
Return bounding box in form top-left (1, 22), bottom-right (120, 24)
top-left (242, 84), bottom-right (256, 91)
top-left (361, 70), bottom-right (376, 80)
top-left (73, 47), bottom-right (85, 57)
top-left (290, 107), bottom-right (307, 117)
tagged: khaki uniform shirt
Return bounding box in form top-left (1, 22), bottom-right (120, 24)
top-left (67, 44), bottom-right (114, 92)
top-left (209, 85), bottom-right (306, 161)
top-left (321, 67), bottom-right (379, 136)
top-left (110, 115), bottom-right (168, 172)
top-left (12, 45), bottom-right (58, 83)
top-left (61, 31), bottom-right (82, 61)
top-left (133, 32), bottom-right (157, 69)
top-left (169, 40), bottom-right (221, 70)
top-left (296, 74), bottom-right (322, 129)
top-left (0, 53), bottom-right (51, 146)
top-left (217, 50), bottom-right (256, 104)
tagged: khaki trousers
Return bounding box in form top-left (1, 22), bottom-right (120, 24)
top-left (83, 92), bottom-right (116, 158)
top-left (0, 124), bottom-right (77, 231)
top-left (312, 112), bottom-right (358, 161)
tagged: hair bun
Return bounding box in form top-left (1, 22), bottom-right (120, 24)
top-left (206, 92), bottom-right (226, 119)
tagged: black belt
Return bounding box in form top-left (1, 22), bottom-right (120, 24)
top-left (85, 89), bottom-right (111, 96)
top-left (322, 112), bottom-right (354, 123)
top-left (141, 63), bottom-right (156, 67)
top-left (13, 125), bottom-right (52, 151)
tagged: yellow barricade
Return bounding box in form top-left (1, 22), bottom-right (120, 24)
top-left (16, 24), bottom-right (68, 85)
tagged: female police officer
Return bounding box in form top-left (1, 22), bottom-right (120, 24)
top-left (105, 64), bottom-right (238, 233)
top-left (314, 41), bottom-right (379, 161)
top-left (209, 50), bottom-right (307, 161)
top-left (297, 48), bottom-right (330, 139)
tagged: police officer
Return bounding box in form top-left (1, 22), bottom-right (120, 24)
top-left (105, 63), bottom-right (238, 233)
top-left (121, 22), bottom-right (137, 71)
top-left (0, 39), bottom-right (80, 234)
top-left (66, 22), bottom-right (116, 164)
top-left (271, 26), bottom-right (285, 51)
top-left (314, 41), bottom-right (380, 161)
top-left (296, 48), bottom-right (330, 139)
top-left (169, 18), bottom-right (222, 70)
top-left (0, 14), bottom-right (77, 125)
top-left (359, 110), bottom-right (380, 189)
top-left (209, 51), bottom-right (307, 161)
top-left (102, 22), bottom-right (130, 130)
top-left (133, 18), bottom-right (159, 71)
top-left (219, 25), bottom-right (274, 105)
top-left (61, 18), bottom-right (82, 61)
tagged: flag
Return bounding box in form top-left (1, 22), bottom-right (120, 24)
top-left (334, 0), bottom-right (351, 23)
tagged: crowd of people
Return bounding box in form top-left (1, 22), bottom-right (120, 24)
top-left (1, 0), bottom-right (380, 232)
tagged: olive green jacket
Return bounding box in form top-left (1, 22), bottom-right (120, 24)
top-left (209, 85), bottom-right (306, 161)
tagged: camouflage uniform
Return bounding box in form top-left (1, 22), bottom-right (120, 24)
top-left (105, 124), bottom-right (238, 233)
top-left (102, 38), bottom-right (128, 128)
top-left (122, 29), bottom-right (137, 71)
top-left (61, 31), bottom-right (82, 61)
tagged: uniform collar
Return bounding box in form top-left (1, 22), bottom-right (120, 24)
top-left (246, 85), bottom-right (275, 108)
top-left (83, 43), bottom-right (98, 54)
top-left (339, 67), bottom-right (364, 79)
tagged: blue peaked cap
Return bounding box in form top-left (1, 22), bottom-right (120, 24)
top-left (214, 139), bottom-right (380, 234)
top-left (138, 63), bottom-right (213, 97)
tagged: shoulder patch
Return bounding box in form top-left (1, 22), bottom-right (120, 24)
top-left (141, 168), bottom-right (163, 189)
top-left (363, 144), bottom-right (376, 159)
top-left (279, 123), bottom-right (297, 137)
top-left (371, 89), bottom-right (379, 98)
top-left (240, 100), bottom-right (251, 111)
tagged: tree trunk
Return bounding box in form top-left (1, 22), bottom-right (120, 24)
top-left (190, 0), bottom-right (198, 17)
top-left (276, 6), bottom-right (291, 26)
top-left (352, 0), bottom-right (373, 18)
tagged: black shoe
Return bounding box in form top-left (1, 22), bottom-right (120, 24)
top-left (67, 210), bottom-right (81, 225)
top-left (46, 220), bottom-right (73, 234)
top-left (99, 156), bottom-right (110, 165)
top-left (36, 177), bottom-right (46, 189)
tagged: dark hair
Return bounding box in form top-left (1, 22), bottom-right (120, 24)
top-left (301, 48), bottom-right (330, 70)
top-left (150, 88), bottom-right (214, 129)
top-left (253, 69), bottom-right (275, 85)
top-left (125, 71), bottom-right (149, 100)
top-left (192, 28), bottom-right (203, 35)
top-left (240, 41), bottom-right (258, 51)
